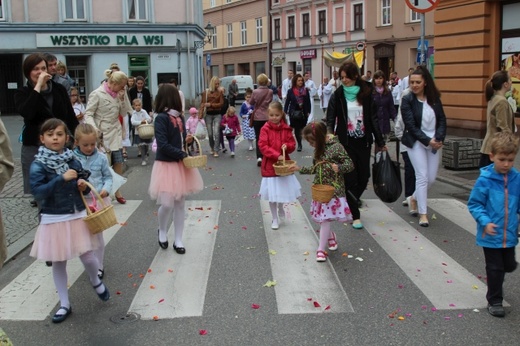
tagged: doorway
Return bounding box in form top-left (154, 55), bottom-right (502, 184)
top-left (67, 56), bottom-right (89, 104)
top-left (0, 54), bottom-right (23, 114)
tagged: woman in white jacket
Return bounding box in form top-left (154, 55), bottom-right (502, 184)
top-left (85, 70), bottom-right (132, 204)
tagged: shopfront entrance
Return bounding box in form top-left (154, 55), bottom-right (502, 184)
top-left (0, 54), bottom-right (23, 114)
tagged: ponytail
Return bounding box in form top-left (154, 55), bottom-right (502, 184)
top-left (485, 70), bottom-right (509, 102)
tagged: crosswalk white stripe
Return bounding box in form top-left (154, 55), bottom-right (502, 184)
top-left (428, 199), bottom-right (476, 236)
top-left (128, 200), bottom-right (220, 320)
top-left (260, 200), bottom-right (354, 314)
top-left (0, 201), bottom-right (141, 321)
top-left (363, 199), bottom-right (487, 310)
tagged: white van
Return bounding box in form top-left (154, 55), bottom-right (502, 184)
top-left (220, 75), bottom-right (255, 101)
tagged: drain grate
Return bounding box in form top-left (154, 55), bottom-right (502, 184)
top-left (110, 312), bottom-right (140, 324)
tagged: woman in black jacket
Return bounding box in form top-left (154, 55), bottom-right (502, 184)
top-left (14, 53), bottom-right (78, 201)
top-left (400, 66), bottom-right (446, 227)
top-left (284, 74), bottom-right (311, 151)
top-left (326, 62), bottom-right (385, 229)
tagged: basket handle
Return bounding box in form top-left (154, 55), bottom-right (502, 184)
top-left (185, 136), bottom-right (203, 157)
top-left (282, 146), bottom-right (286, 165)
top-left (79, 181), bottom-right (108, 216)
top-left (312, 161), bottom-right (338, 185)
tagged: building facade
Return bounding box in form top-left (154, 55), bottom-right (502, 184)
top-left (0, 0), bottom-right (207, 114)
top-left (435, 0), bottom-right (520, 137)
top-left (202, 0), bottom-right (269, 88)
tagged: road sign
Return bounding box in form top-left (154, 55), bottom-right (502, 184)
top-left (417, 39), bottom-right (429, 51)
top-left (206, 53), bottom-right (211, 67)
top-left (405, 0), bottom-right (439, 13)
top-left (416, 52), bottom-right (425, 64)
top-left (355, 41), bottom-right (366, 51)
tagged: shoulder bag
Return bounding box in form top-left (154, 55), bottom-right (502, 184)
top-left (249, 91), bottom-right (269, 127)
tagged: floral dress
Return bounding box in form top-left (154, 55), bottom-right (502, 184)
top-left (239, 102), bottom-right (256, 140)
top-left (299, 136), bottom-right (354, 223)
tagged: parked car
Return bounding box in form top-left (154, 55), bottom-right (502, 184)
top-left (220, 75), bottom-right (255, 101)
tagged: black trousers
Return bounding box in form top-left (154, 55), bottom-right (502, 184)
top-left (290, 118), bottom-right (305, 148)
top-left (483, 247), bottom-right (517, 305)
top-left (253, 120), bottom-right (268, 159)
top-left (342, 137), bottom-right (371, 220)
top-left (402, 151), bottom-right (416, 198)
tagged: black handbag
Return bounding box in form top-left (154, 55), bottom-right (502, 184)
top-left (289, 109), bottom-right (304, 122)
top-left (372, 150), bottom-right (402, 203)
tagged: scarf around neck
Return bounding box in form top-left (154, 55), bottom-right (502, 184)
top-left (167, 109), bottom-right (184, 133)
top-left (293, 86), bottom-right (307, 106)
top-left (34, 146), bottom-right (74, 175)
top-left (343, 85), bottom-right (361, 102)
top-left (103, 82), bottom-right (118, 98)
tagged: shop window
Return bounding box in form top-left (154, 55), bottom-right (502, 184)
top-left (225, 64), bottom-right (235, 76)
top-left (381, 0), bottom-right (391, 26)
top-left (256, 18), bottom-right (263, 44)
top-left (129, 56), bottom-right (150, 88)
top-left (303, 60), bottom-right (312, 76)
top-left (353, 3), bottom-right (363, 31)
top-left (128, 0), bottom-right (147, 21)
top-left (274, 18), bottom-right (280, 41)
top-left (64, 0), bottom-right (86, 20)
top-left (302, 13), bottom-right (310, 37)
top-left (501, 2), bottom-right (520, 114)
top-left (255, 62), bottom-right (265, 77)
top-left (241, 21), bottom-right (247, 46)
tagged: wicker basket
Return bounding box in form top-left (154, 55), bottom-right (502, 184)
top-left (80, 182), bottom-right (118, 234)
top-left (137, 124), bottom-right (155, 140)
top-left (311, 161), bottom-right (336, 203)
top-left (183, 136), bottom-right (207, 168)
top-left (273, 146), bottom-right (296, 176)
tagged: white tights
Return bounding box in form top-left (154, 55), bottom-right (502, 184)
top-left (269, 202), bottom-right (285, 222)
top-left (158, 198), bottom-right (186, 248)
top-left (406, 141), bottom-right (439, 215)
top-left (52, 251), bottom-right (101, 312)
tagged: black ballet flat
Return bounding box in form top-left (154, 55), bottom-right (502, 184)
top-left (52, 306), bottom-right (72, 324)
top-left (173, 243), bottom-right (186, 254)
top-left (93, 282), bottom-right (110, 302)
top-left (157, 230), bottom-right (168, 249)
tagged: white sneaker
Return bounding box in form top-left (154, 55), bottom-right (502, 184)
top-left (231, 151), bottom-right (235, 157)
top-left (271, 219), bottom-right (279, 230)
top-left (402, 199), bottom-right (409, 206)
top-left (141, 161), bottom-right (147, 166)
top-left (248, 146), bottom-right (254, 151)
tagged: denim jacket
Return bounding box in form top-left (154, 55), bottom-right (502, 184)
top-left (73, 147), bottom-right (113, 194)
top-left (30, 158), bottom-right (90, 214)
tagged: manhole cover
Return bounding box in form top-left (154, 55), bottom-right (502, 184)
top-left (110, 312), bottom-right (140, 324)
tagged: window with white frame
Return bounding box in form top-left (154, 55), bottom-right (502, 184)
top-left (0, 0), bottom-right (5, 20)
top-left (210, 0), bottom-right (216, 8)
top-left (212, 27), bottom-right (217, 49)
top-left (381, 0), bottom-right (391, 26)
top-left (241, 21), bottom-right (247, 46)
top-left (353, 3), bottom-right (363, 30)
top-left (128, 0), bottom-right (147, 21)
top-left (274, 18), bottom-right (281, 40)
top-left (226, 0), bottom-right (232, 3)
top-left (288, 16), bottom-right (295, 39)
top-left (273, 0), bottom-right (279, 5)
top-left (410, 9), bottom-right (420, 22)
top-left (227, 24), bottom-right (233, 47)
top-left (302, 13), bottom-right (310, 37)
top-left (64, 0), bottom-right (86, 20)
top-left (318, 10), bottom-right (326, 35)
top-left (256, 18), bottom-right (263, 44)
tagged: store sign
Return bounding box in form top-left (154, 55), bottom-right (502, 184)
top-left (300, 49), bottom-right (316, 59)
top-left (36, 33), bottom-right (177, 47)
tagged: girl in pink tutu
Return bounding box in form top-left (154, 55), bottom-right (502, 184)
top-left (291, 122), bottom-right (354, 262)
top-left (149, 84), bottom-right (203, 254)
top-left (29, 118), bottom-right (110, 324)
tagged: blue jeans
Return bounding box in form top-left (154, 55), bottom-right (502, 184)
top-left (204, 114), bottom-right (222, 153)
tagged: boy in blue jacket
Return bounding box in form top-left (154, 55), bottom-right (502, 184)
top-left (468, 131), bottom-right (520, 318)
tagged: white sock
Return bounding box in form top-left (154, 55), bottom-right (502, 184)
top-left (79, 251), bottom-right (103, 294)
top-left (94, 233), bottom-right (105, 271)
top-left (278, 203), bottom-right (285, 219)
top-left (269, 202), bottom-right (278, 223)
top-left (318, 221), bottom-right (331, 252)
top-left (52, 261), bottom-right (70, 311)
top-left (158, 205), bottom-right (173, 242)
top-left (173, 199), bottom-right (185, 248)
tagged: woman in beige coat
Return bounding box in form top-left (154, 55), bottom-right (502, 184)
top-left (480, 71), bottom-right (516, 168)
top-left (85, 70), bottom-right (132, 203)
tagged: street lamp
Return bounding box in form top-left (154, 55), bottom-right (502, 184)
top-left (317, 36), bottom-right (326, 86)
top-left (194, 22), bottom-right (215, 48)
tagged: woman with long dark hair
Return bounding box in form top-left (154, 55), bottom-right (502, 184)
top-left (400, 66), bottom-right (447, 227)
top-left (372, 70), bottom-right (396, 150)
top-left (284, 73), bottom-right (311, 151)
top-left (326, 62), bottom-right (385, 229)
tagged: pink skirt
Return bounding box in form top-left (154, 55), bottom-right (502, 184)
top-left (310, 197), bottom-right (352, 223)
top-left (148, 160), bottom-right (204, 207)
top-left (30, 218), bottom-right (100, 262)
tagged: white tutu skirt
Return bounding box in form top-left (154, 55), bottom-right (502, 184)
top-left (259, 175), bottom-right (301, 203)
top-left (149, 160), bottom-right (204, 207)
top-left (30, 218), bottom-right (100, 262)
top-left (310, 197), bottom-right (352, 223)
